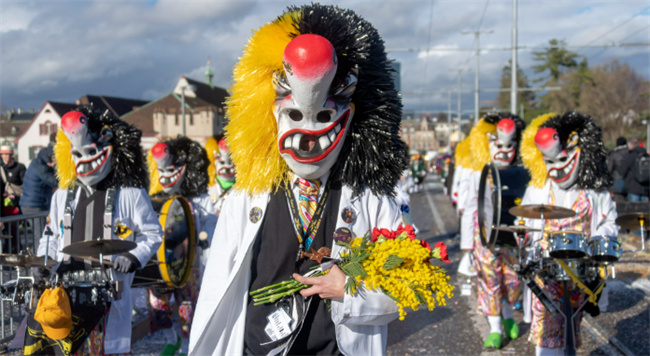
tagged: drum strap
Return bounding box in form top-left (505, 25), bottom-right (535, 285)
top-left (556, 259), bottom-right (604, 305)
top-left (103, 188), bottom-right (116, 240)
top-left (63, 187), bottom-right (77, 262)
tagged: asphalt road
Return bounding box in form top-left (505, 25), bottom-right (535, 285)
top-left (386, 175), bottom-right (650, 356)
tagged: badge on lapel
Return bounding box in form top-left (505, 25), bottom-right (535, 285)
top-left (249, 207), bottom-right (263, 223)
top-left (333, 227), bottom-right (352, 243)
top-left (340, 207), bottom-right (357, 224)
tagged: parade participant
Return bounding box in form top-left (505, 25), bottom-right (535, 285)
top-left (28, 106), bottom-right (162, 355)
top-left (520, 111), bottom-right (617, 356)
top-left (462, 113), bottom-right (527, 349)
top-left (453, 138), bottom-right (477, 277)
top-left (190, 4), bottom-right (409, 355)
top-left (205, 136), bottom-right (235, 217)
top-left (147, 136), bottom-right (217, 356)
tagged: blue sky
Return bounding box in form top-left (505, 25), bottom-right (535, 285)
top-left (1, 0), bottom-right (648, 117)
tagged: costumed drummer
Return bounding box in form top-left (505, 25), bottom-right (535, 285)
top-left (147, 136), bottom-right (217, 356)
top-left (519, 112), bottom-right (618, 356)
top-left (190, 4), bottom-right (409, 355)
top-left (28, 106), bottom-right (162, 355)
top-left (462, 113), bottom-right (527, 349)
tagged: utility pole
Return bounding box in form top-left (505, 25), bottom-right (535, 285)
top-left (462, 29), bottom-right (493, 124)
top-left (449, 68), bottom-right (467, 135)
top-left (447, 90), bottom-right (452, 152)
top-left (510, 0), bottom-right (518, 114)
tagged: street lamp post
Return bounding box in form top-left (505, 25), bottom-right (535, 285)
top-left (461, 29), bottom-right (493, 124)
top-left (180, 85), bottom-right (197, 136)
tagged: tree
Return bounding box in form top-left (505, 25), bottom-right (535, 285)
top-left (531, 39), bottom-right (580, 83)
top-left (498, 60), bottom-right (536, 122)
top-left (577, 60), bottom-right (649, 145)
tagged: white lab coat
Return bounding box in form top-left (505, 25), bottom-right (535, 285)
top-left (455, 166), bottom-right (472, 214)
top-left (38, 187), bottom-right (163, 354)
top-left (189, 185), bottom-right (402, 356)
top-left (190, 193), bottom-right (217, 271)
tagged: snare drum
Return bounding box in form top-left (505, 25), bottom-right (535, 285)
top-left (133, 196), bottom-right (196, 288)
top-left (543, 258), bottom-right (597, 282)
top-left (60, 267), bottom-right (123, 305)
top-left (548, 230), bottom-right (589, 259)
top-left (589, 235), bottom-right (621, 263)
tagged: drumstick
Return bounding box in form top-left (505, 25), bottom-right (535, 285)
top-left (84, 256), bottom-right (114, 267)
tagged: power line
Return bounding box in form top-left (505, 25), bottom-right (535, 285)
top-left (582, 5), bottom-right (650, 47)
top-left (388, 42), bottom-right (649, 53)
top-left (590, 24), bottom-right (650, 60)
top-left (477, 0), bottom-right (490, 32)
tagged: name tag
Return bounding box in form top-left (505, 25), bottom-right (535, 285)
top-left (264, 306), bottom-right (293, 341)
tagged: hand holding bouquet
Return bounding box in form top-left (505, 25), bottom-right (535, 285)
top-left (250, 224), bottom-right (454, 320)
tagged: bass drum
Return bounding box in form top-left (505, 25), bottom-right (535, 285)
top-left (133, 195), bottom-right (196, 289)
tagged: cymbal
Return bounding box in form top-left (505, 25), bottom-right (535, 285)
top-left (616, 212), bottom-right (650, 231)
top-left (509, 204), bottom-right (575, 219)
top-left (62, 240), bottom-right (137, 258)
top-left (494, 225), bottom-right (541, 234)
top-left (0, 254), bottom-right (57, 268)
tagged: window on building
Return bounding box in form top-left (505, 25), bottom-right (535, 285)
top-left (29, 146), bottom-right (43, 160)
top-left (175, 114), bottom-right (179, 126)
top-left (189, 114), bottom-right (194, 126)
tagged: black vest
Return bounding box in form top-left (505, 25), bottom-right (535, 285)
top-left (244, 182), bottom-right (343, 355)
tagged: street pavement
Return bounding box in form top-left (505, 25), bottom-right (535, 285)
top-left (387, 175), bottom-right (650, 356)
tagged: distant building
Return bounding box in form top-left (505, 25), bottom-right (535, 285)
top-left (400, 116), bottom-right (437, 152)
top-left (0, 108), bottom-right (36, 160)
top-left (123, 66), bottom-right (228, 149)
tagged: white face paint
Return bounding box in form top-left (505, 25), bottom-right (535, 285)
top-left (215, 139), bottom-right (235, 184)
top-left (535, 127), bottom-right (581, 189)
top-left (151, 142), bottom-right (186, 194)
top-left (61, 111), bottom-right (113, 188)
top-left (489, 118), bottom-right (517, 168)
top-left (273, 34), bottom-right (357, 180)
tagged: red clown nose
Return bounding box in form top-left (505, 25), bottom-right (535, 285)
top-left (218, 138), bottom-right (228, 152)
top-left (283, 34), bottom-right (337, 80)
top-left (497, 118), bottom-right (515, 135)
top-left (535, 127), bottom-right (562, 158)
top-left (61, 111), bottom-right (87, 135)
top-left (151, 142), bottom-right (170, 161)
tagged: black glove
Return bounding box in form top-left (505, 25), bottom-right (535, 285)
top-left (113, 253), bottom-right (141, 274)
top-left (31, 266), bottom-right (50, 280)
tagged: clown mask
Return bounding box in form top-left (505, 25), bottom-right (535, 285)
top-left (273, 34), bottom-right (357, 180)
top-left (535, 127), bottom-right (581, 189)
top-left (488, 118), bottom-right (517, 168)
top-left (215, 138), bottom-right (235, 187)
top-left (152, 142), bottom-right (186, 194)
top-left (61, 111), bottom-right (113, 188)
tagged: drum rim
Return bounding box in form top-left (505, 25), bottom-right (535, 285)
top-left (549, 230), bottom-right (586, 236)
top-left (156, 196), bottom-right (197, 289)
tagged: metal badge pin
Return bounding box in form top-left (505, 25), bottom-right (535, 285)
top-left (249, 207), bottom-right (263, 223)
top-left (333, 227), bottom-right (352, 243)
top-left (341, 207), bottom-right (357, 224)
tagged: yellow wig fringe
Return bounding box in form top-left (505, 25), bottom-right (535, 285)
top-left (204, 137), bottom-right (218, 187)
top-left (146, 151), bottom-right (163, 196)
top-left (54, 129), bottom-right (76, 190)
top-left (469, 119), bottom-right (497, 172)
top-left (454, 139), bottom-right (470, 169)
top-left (225, 11), bottom-right (301, 195)
top-left (520, 113), bottom-right (557, 188)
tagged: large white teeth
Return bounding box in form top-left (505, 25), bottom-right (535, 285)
top-left (319, 135), bottom-right (331, 150)
top-left (292, 133), bottom-right (302, 150)
top-left (284, 137), bottom-right (292, 149)
top-left (328, 130), bottom-right (336, 142)
top-left (91, 161), bottom-right (99, 170)
top-left (335, 124), bottom-right (341, 133)
top-left (550, 170), bottom-right (558, 178)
